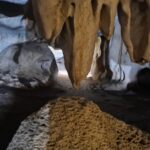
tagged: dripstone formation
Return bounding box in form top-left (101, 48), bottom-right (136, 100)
top-left (24, 0), bottom-right (150, 86)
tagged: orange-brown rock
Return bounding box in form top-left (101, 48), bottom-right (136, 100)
top-left (28, 0), bottom-right (150, 86)
top-left (31, 0), bottom-right (119, 87)
top-left (118, 0), bottom-right (150, 63)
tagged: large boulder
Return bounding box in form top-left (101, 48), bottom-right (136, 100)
top-left (0, 42), bottom-right (58, 88)
top-left (7, 97), bottom-right (150, 150)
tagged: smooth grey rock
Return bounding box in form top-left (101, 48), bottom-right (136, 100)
top-left (0, 42), bottom-right (58, 88)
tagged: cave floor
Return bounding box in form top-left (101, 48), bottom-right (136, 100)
top-left (0, 75), bottom-right (150, 150)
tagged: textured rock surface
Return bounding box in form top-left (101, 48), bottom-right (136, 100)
top-left (0, 42), bottom-right (58, 88)
top-left (118, 0), bottom-right (150, 63)
top-left (30, 0), bottom-right (119, 86)
top-left (25, 0), bottom-right (150, 87)
top-left (7, 97), bottom-right (150, 150)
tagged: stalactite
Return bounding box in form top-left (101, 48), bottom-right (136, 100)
top-left (26, 0), bottom-right (150, 87)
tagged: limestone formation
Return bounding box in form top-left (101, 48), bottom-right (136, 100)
top-left (25, 0), bottom-right (150, 86)
top-left (118, 0), bottom-right (150, 63)
top-left (30, 0), bottom-right (119, 87)
top-left (7, 97), bottom-right (150, 150)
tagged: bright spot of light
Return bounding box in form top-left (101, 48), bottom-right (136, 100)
top-left (58, 70), bottom-right (68, 76)
top-left (87, 72), bottom-right (92, 78)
